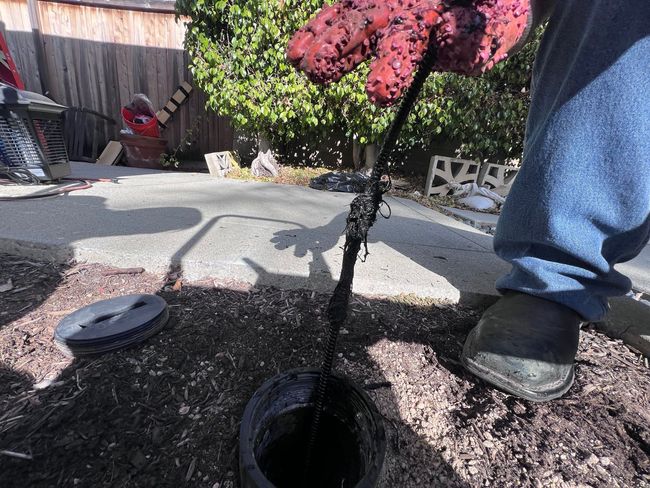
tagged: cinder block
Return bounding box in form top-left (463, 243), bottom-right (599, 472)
top-left (205, 151), bottom-right (238, 178)
top-left (425, 155), bottom-right (479, 196)
top-left (479, 163), bottom-right (519, 193)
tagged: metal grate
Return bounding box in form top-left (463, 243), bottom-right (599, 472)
top-left (0, 111), bottom-right (69, 171)
top-left (0, 85), bottom-right (70, 181)
top-left (0, 114), bottom-right (42, 167)
top-left (33, 118), bottom-right (69, 165)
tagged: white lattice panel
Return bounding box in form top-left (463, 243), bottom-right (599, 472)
top-left (425, 155), bottom-right (480, 196)
top-left (479, 163), bottom-right (519, 191)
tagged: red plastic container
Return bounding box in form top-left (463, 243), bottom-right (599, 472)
top-left (121, 107), bottom-right (160, 138)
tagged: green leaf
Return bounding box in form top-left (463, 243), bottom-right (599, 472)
top-left (177, 1), bottom-right (542, 163)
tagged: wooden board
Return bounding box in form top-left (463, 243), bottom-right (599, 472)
top-left (0, 0), bottom-right (43, 92)
top-left (44, 1), bottom-right (176, 14)
top-left (96, 140), bottom-right (123, 165)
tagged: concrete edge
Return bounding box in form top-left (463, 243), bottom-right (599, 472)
top-left (595, 296), bottom-right (650, 356)
top-left (0, 237), bottom-right (75, 263)
top-left (0, 236), bottom-right (501, 311)
top-left (1, 238), bottom-right (647, 356)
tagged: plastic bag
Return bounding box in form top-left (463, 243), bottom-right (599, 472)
top-left (309, 171), bottom-right (370, 193)
top-left (125, 94), bottom-right (156, 118)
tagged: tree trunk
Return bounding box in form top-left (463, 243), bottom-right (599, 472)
top-left (352, 141), bottom-right (378, 175)
top-left (352, 140), bottom-right (363, 171)
top-left (363, 143), bottom-right (378, 176)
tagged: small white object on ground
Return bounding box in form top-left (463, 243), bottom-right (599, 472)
top-left (0, 450), bottom-right (33, 460)
top-left (458, 195), bottom-right (496, 211)
top-left (33, 378), bottom-right (65, 390)
top-left (448, 182), bottom-right (505, 210)
top-left (205, 151), bottom-right (237, 178)
top-left (251, 149), bottom-right (279, 177)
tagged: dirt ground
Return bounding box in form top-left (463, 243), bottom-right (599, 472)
top-left (0, 255), bottom-right (648, 488)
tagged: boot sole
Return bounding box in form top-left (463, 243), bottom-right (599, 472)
top-left (461, 327), bottom-right (575, 403)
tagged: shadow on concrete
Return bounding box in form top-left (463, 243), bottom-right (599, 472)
top-left (1, 194), bottom-right (202, 259)
top-left (266, 207), bottom-right (501, 307)
top-left (0, 194), bottom-right (202, 330)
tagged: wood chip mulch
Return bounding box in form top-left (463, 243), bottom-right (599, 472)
top-left (0, 255), bottom-right (648, 487)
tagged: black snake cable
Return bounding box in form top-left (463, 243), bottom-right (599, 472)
top-left (303, 42), bottom-right (439, 478)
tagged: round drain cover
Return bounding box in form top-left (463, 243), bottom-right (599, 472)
top-left (54, 294), bottom-right (169, 357)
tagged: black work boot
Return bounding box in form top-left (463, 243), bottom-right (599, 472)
top-left (461, 291), bottom-right (583, 402)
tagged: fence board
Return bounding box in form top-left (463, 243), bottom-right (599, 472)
top-left (0, 0), bottom-right (43, 92)
top-left (1, 0), bottom-right (232, 159)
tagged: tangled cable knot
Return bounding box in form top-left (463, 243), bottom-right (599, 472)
top-left (344, 178), bottom-right (391, 254)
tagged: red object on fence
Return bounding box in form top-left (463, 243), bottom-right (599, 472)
top-left (0, 32), bottom-right (25, 89)
top-left (121, 107), bottom-right (160, 138)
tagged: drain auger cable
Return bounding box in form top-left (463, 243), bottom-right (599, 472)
top-left (304, 42), bottom-right (439, 474)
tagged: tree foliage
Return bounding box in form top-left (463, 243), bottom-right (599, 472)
top-left (176, 0), bottom-right (541, 163)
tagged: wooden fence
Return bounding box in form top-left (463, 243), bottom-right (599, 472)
top-left (0, 0), bottom-right (233, 159)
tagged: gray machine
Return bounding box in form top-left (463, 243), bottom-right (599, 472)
top-left (0, 83), bottom-right (70, 181)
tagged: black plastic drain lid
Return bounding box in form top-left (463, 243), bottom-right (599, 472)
top-left (54, 294), bottom-right (169, 357)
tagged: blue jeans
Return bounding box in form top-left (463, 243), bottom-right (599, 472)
top-left (495, 0), bottom-right (650, 321)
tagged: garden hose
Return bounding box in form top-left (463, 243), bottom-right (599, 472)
top-left (304, 41), bottom-right (439, 477)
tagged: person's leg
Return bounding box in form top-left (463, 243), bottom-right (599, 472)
top-left (462, 0), bottom-right (650, 401)
top-left (495, 0), bottom-right (650, 321)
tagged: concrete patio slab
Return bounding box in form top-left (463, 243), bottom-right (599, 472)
top-left (0, 163), bottom-right (509, 305)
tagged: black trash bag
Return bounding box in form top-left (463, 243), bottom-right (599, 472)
top-left (309, 171), bottom-right (370, 193)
